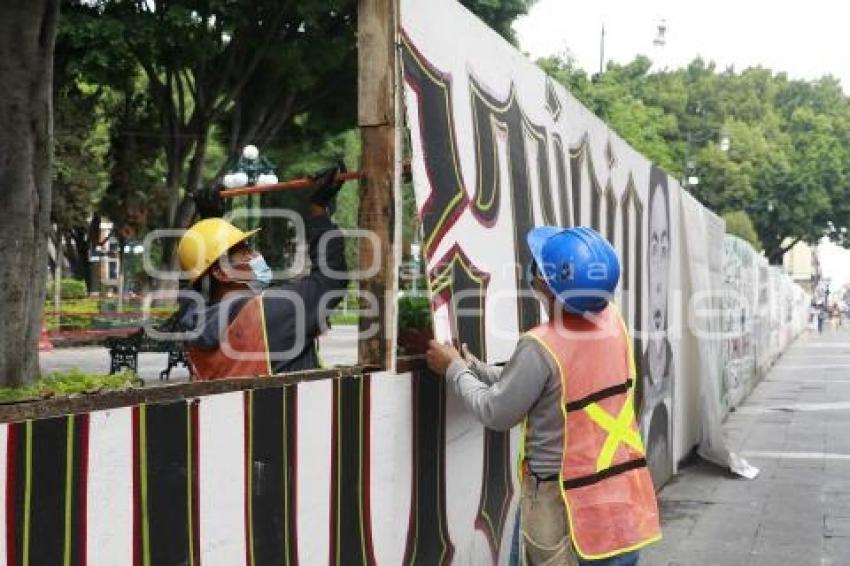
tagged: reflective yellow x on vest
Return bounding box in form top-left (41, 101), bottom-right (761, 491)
top-left (524, 305), bottom-right (661, 560)
top-left (584, 386), bottom-right (645, 473)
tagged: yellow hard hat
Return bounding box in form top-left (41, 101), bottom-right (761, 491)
top-left (177, 218), bottom-right (260, 283)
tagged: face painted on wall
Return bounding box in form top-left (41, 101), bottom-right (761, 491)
top-left (647, 176), bottom-right (670, 383)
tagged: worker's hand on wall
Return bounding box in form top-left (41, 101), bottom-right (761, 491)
top-left (426, 340), bottom-right (461, 376)
top-left (460, 343), bottom-right (480, 367)
top-left (308, 159), bottom-right (347, 214)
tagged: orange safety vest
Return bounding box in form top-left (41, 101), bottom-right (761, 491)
top-left (524, 305), bottom-right (662, 560)
top-left (187, 295), bottom-right (272, 380)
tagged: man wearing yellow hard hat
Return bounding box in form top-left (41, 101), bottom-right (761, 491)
top-left (175, 165), bottom-right (348, 379)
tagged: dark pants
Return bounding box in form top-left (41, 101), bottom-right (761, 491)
top-left (510, 506), bottom-right (520, 565)
top-left (580, 551), bottom-right (640, 566)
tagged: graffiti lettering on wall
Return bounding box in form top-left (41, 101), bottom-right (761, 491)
top-left (721, 236), bottom-right (757, 412)
top-left (404, 370), bottom-right (453, 566)
top-left (401, 36), bottom-right (650, 348)
top-left (428, 245), bottom-right (512, 561)
top-left (401, 15), bottom-right (672, 496)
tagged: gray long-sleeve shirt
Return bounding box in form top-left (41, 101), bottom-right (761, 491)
top-left (446, 337), bottom-right (564, 476)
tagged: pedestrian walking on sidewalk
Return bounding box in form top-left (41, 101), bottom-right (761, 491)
top-left (426, 226), bottom-right (661, 565)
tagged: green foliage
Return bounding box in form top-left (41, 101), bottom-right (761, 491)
top-left (44, 297), bottom-right (96, 331)
top-left (723, 211), bottom-right (762, 250)
top-left (43, 298), bottom-right (174, 331)
top-left (329, 311), bottom-right (359, 326)
top-left (398, 295), bottom-right (431, 330)
top-left (0, 369), bottom-right (141, 404)
top-left (540, 55), bottom-right (680, 173)
top-left (45, 297), bottom-right (98, 311)
top-left (52, 81), bottom-right (111, 232)
top-left (541, 53), bottom-right (850, 262)
top-left (459, 0), bottom-right (536, 43)
top-left (537, 55), bottom-right (594, 105)
top-left (45, 314), bottom-right (91, 333)
top-left (98, 91), bottom-right (168, 242)
top-left (46, 278), bottom-right (88, 300)
top-left (52, 0), bottom-right (360, 275)
top-left (53, 1), bottom-right (170, 288)
top-left (51, 0), bottom-right (531, 275)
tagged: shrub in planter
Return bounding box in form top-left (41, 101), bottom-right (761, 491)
top-left (92, 315), bottom-right (145, 330)
top-left (0, 369), bottom-right (142, 403)
top-left (46, 278), bottom-right (87, 300)
top-left (44, 313), bottom-right (93, 332)
top-left (99, 300), bottom-right (117, 313)
top-left (397, 294), bottom-right (433, 355)
top-left (60, 314), bottom-right (93, 332)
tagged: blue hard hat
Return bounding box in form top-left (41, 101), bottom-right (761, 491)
top-left (526, 225), bottom-right (620, 314)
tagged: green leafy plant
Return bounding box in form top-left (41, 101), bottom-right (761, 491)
top-left (329, 311), bottom-right (359, 326)
top-left (398, 295), bottom-right (431, 330)
top-left (396, 295), bottom-right (433, 356)
top-left (0, 369), bottom-right (142, 404)
top-left (46, 278), bottom-right (87, 300)
top-left (43, 298), bottom-right (175, 331)
top-left (723, 210), bottom-right (762, 250)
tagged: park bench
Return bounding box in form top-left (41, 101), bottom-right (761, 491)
top-left (105, 326), bottom-right (192, 381)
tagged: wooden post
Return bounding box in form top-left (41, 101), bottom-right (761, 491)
top-left (357, 0), bottom-right (399, 369)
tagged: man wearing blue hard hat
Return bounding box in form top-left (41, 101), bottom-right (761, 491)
top-left (427, 226), bottom-right (661, 565)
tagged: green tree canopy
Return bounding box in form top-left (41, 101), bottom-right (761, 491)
top-left (460, 0), bottom-right (536, 43)
top-left (723, 210), bottom-right (762, 250)
top-left (52, 0), bottom-right (535, 283)
top-left (542, 54), bottom-right (850, 263)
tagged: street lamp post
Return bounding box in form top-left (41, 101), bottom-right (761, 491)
top-left (117, 243), bottom-right (145, 313)
top-left (222, 144), bottom-right (279, 189)
top-left (222, 145), bottom-right (279, 231)
top-left (652, 19), bottom-right (667, 71)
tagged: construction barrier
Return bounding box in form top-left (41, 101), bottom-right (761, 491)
top-left (0, 370), bottom-right (508, 565)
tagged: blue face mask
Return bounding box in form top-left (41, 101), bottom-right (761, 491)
top-left (248, 254), bottom-right (272, 289)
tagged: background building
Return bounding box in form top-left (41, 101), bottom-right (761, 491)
top-left (782, 239), bottom-right (818, 295)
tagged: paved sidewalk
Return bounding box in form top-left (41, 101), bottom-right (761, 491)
top-left (644, 327), bottom-right (850, 566)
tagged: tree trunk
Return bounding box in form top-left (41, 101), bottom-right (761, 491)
top-left (158, 127), bottom-right (207, 288)
top-left (0, 0), bottom-right (59, 386)
top-left (766, 250), bottom-right (784, 266)
top-left (764, 235), bottom-right (802, 266)
top-left (65, 226), bottom-right (91, 285)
